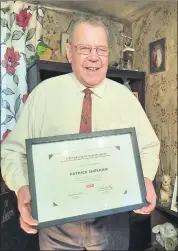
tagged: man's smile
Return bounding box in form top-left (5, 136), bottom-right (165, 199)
top-left (84, 67), bottom-right (100, 71)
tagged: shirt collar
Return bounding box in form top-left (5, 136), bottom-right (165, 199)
top-left (71, 72), bottom-right (106, 98)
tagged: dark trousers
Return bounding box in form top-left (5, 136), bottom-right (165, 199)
top-left (39, 213), bottom-right (130, 250)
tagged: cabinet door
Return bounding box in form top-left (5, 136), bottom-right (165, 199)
top-left (130, 80), bottom-right (145, 110)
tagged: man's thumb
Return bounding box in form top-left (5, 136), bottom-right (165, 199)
top-left (18, 185), bottom-right (31, 204)
top-left (24, 189), bottom-right (31, 204)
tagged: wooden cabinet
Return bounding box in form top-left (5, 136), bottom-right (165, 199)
top-left (151, 206), bottom-right (178, 251)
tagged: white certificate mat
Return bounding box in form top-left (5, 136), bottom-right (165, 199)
top-left (26, 128), bottom-right (147, 229)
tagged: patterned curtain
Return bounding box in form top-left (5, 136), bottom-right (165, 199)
top-left (1, 1), bottom-right (44, 142)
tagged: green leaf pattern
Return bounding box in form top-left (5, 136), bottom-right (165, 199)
top-left (14, 95), bottom-right (21, 114)
top-left (26, 44), bottom-right (35, 52)
top-left (2, 115), bottom-right (13, 125)
top-left (1, 18), bottom-right (9, 29)
top-left (37, 15), bottom-right (43, 26)
top-left (1, 7), bottom-right (10, 14)
top-left (2, 99), bottom-right (11, 111)
top-left (13, 74), bottom-right (19, 85)
top-left (12, 30), bottom-right (24, 40)
top-left (2, 88), bottom-right (15, 95)
top-left (10, 12), bottom-right (15, 28)
top-left (26, 28), bottom-right (36, 42)
top-left (4, 33), bottom-right (11, 43)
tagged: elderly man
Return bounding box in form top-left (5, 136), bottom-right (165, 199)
top-left (1, 17), bottom-right (160, 250)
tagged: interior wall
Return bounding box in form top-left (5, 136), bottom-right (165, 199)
top-left (132, 2), bottom-right (177, 195)
top-left (40, 8), bottom-right (128, 64)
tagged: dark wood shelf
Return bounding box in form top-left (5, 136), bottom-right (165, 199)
top-left (153, 243), bottom-right (166, 251)
top-left (156, 204), bottom-right (178, 218)
top-left (153, 242), bottom-right (178, 251)
top-left (28, 60), bottom-right (145, 80)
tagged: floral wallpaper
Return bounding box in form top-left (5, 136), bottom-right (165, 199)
top-left (40, 8), bottom-right (124, 64)
top-left (132, 3), bottom-right (177, 197)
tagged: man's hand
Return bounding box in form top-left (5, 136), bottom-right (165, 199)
top-left (17, 185), bottom-right (39, 234)
top-left (134, 177), bottom-right (156, 214)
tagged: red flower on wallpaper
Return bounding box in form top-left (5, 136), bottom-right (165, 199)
top-left (1, 129), bottom-right (11, 142)
top-left (16, 9), bottom-right (32, 31)
top-left (2, 47), bottom-right (20, 75)
top-left (22, 94), bottom-right (28, 103)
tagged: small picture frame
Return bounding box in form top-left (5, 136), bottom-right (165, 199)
top-left (149, 38), bottom-right (166, 73)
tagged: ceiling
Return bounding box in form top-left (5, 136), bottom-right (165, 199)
top-left (19, 0), bottom-right (162, 23)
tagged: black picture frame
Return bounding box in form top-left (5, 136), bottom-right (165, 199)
top-left (149, 38), bottom-right (166, 73)
top-left (26, 127), bottom-right (148, 229)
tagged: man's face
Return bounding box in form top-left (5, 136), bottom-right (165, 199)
top-left (66, 23), bottom-right (109, 87)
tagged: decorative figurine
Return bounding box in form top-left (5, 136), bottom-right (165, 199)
top-left (152, 222), bottom-right (178, 251)
top-left (159, 174), bottom-right (172, 205)
top-left (121, 33), bottom-right (134, 70)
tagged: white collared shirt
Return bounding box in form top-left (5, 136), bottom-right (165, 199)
top-left (1, 73), bottom-right (160, 193)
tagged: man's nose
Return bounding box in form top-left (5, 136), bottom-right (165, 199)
top-left (88, 48), bottom-right (99, 61)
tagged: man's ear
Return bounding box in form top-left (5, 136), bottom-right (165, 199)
top-left (66, 43), bottom-right (72, 63)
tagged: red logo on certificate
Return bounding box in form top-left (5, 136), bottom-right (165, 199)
top-left (86, 184), bottom-right (94, 188)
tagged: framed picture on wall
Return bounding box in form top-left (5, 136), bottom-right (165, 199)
top-left (149, 38), bottom-right (166, 73)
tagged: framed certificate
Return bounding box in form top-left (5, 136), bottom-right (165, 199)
top-left (26, 127), bottom-right (148, 229)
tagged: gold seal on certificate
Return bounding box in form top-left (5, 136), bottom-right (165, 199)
top-left (26, 128), bottom-right (148, 229)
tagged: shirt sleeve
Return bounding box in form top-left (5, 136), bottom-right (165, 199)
top-left (1, 90), bottom-right (36, 194)
top-left (131, 95), bottom-right (160, 181)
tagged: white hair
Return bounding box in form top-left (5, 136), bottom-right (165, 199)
top-left (68, 16), bottom-right (109, 45)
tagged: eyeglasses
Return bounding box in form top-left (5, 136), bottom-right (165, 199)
top-left (72, 44), bottom-right (109, 56)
